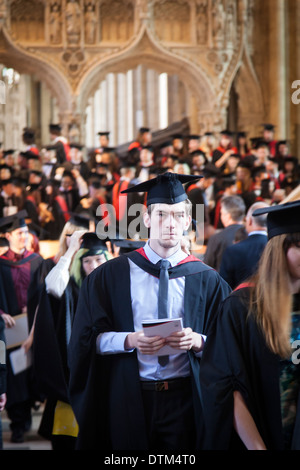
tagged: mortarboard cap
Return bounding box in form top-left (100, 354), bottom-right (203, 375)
top-left (3, 149), bottom-right (15, 156)
top-left (139, 127), bottom-right (150, 134)
top-left (0, 209), bottom-right (28, 233)
top-left (252, 200), bottom-right (300, 240)
top-left (80, 232), bottom-right (108, 252)
top-left (119, 159), bottom-right (136, 170)
top-left (160, 140), bottom-right (172, 149)
top-left (97, 131), bottom-right (110, 136)
top-left (167, 154), bottom-right (179, 161)
top-left (49, 123), bottom-right (62, 133)
top-left (262, 123), bottom-right (275, 131)
top-left (23, 127), bottom-right (35, 138)
top-left (220, 173), bottom-right (237, 188)
top-left (172, 134), bottom-right (183, 140)
top-left (121, 171), bottom-right (202, 206)
top-left (70, 143), bottom-right (83, 150)
top-left (187, 134), bottom-right (200, 140)
top-left (237, 131), bottom-right (247, 138)
top-left (220, 129), bottom-right (233, 137)
top-left (20, 150), bottom-right (40, 160)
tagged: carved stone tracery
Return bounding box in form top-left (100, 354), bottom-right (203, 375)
top-left (0, 0), bottom-right (261, 140)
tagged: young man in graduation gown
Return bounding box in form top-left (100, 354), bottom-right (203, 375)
top-left (0, 210), bottom-right (43, 443)
top-left (68, 172), bottom-right (231, 451)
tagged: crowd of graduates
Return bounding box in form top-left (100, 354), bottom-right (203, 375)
top-left (0, 123), bottom-right (299, 247)
top-left (0, 121), bottom-right (299, 450)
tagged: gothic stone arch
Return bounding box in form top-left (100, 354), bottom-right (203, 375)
top-left (0, 28), bottom-right (73, 120)
top-left (75, 26), bottom-right (218, 136)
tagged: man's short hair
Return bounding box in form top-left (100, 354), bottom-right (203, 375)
top-left (221, 195), bottom-right (246, 222)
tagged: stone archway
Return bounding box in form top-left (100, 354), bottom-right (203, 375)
top-left (75, 25), bottom-right (218, 140)
top-left (0, 28), bottom-right (73, 119)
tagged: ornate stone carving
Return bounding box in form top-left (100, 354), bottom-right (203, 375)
top-left (100, 0), bottom-right (134, 42)
top-left (153, 0), bottom-right (191, 43)
top-left (196, 1), bottom-right (208, 45)
top-left (10, 0), bottom-right (45, 42)
top-left (65, 0), bottom-right (81, 45)
top-left (212, 0), bottom-right (226, 49)
top-left (0, 0), bottom-right (260, 140)
top-left (84, 1), bottom-right (97, 45)
top-left (49, 1), bottom-right (62, 44)
top-left (61, 47), bottom-right (85, 75)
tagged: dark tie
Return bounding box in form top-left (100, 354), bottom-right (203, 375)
top-left (157, 259), bottom-right (171, 366)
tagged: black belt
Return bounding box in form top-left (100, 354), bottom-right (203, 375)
top-left (140, 377), bottom-right (191, 392)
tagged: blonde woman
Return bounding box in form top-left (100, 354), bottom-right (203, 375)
top-left (201, 200), bottom-right (300, 450)
top-left (33, 232), bottom-right (111, 450)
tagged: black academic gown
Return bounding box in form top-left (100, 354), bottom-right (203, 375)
top-left (33, 278), bottom-right (80, 439)
top-left (200, 287), bottom-right (300, 450)
top-left (0, 251), bottom-right (43, 407)
top-left (0, 315), bottom-right (6, 396)
top-left (68, 250), bottom-right (231, 450)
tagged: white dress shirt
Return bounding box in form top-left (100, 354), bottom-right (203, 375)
top-left (45, 256), bottom-right (71, 298)
top-left (97, 241), bottom-right (204, 381)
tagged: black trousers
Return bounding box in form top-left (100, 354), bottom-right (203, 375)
top-left (6, 399), bottom-right (32, 432)
top-left (141, 379), bottom-right (196, 451)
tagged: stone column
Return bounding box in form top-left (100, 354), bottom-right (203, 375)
top-left (126, 69), bottom-right (134, 142)
top-left (268, 0), bottom-right (287, 139)
top-left (289, 0), bottom-right (300, 156)
top-left (146, 68), bottom-right (159, 131)
top-left (117, 72), bottom-right (126, 145)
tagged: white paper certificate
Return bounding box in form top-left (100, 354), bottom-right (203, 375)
top-left (142, 318), bottom-right (183, 356)
top-left (10, 348), bottom-right (32, 375)
top-left (4, 313), bottom-right (29, 349)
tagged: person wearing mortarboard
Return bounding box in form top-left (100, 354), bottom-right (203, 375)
top-left (187, 163), bottom-right (220, 240)
top-left (111, 161), bottom-right (138, 239)
top-left (128, 127), bottom-right (152, 152)
top-left (278, 156), bottom-right (300, 193)
top-left (68, 172), bottom-right (231, 451)
top-left (2, 150), bottom-right (16, 176)
top-left (212, 130), bottom-right (239, 172)
top-left (201, 200), bottom-right (300, 450)
top-left (45, 123), bottom-right (70, 164)
top-left (32, 231), bottom-right (112, 450)
top-left (96, 131), bottom-right (110, 154)
top-left (236, 131), bottom-right (250, 159)
top-left (171, 133), bottom-right (185, 159)
top-left (0, 210), bottom-right (44, 444)
top-left (262, 123), bottom-right (278, 159)
top-left (22, 127), bottom-right (39, 157)
top-left (0, 164), bottom-right (18, 218)
top-left (88, 132), bottom-right (111, 173)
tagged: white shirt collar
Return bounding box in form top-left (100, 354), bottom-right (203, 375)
top-left (144, 240), bottom-right (188, 267)
top-left (248, 230), bottom-right (268, 237)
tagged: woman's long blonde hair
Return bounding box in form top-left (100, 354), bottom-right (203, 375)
top-left (249, 233), bottom-right (300, 358)
top-left (54, 221), bottom-right (88, 263)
